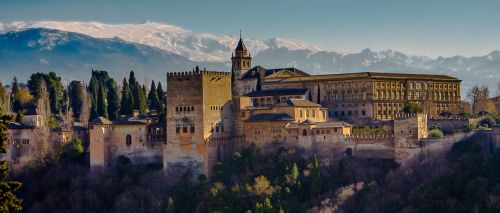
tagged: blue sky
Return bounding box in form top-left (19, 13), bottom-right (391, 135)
top-left (1, 0), bottom-right (500, 57)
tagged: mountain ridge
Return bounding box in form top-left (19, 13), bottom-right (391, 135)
top-left (0, 25), bottom-right (499, 97)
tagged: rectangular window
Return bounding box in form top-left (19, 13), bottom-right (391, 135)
top-left (190, 126), bottom-right (195, 133)
top-left (183, 127), bottom-right (188, 133)
top-left (176, 127), bottom-right (180, 133)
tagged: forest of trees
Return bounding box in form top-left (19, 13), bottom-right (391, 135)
top-left (4, 70), bottom-right (165, 125)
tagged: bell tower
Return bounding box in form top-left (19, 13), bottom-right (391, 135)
top-left (231, 32), bottom-right (252, 79)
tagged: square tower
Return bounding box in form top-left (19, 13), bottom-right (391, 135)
top-left (164, 70), bottom-right (232, 178)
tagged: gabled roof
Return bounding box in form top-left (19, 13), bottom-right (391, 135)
top-left (240, 66), bottom-right (310, 80)
top-left (246, 113), bottom-right (295, 122)
top-left (314, 121), bottom-right (352, 128)
top-left (240, 66), bottom-right (267, 80)
top-left (89, 117), bottom-right (112, 125)
top-left (265, 69), bottom-right (308, 79)
top-left (285, 121), bottom-right (352, 129)
top-left (275, 98), bottom-right (321, 107)
top-left (243, 89), bottom-right (308, 97)
top-left (112, 114), bottom-right (159, 125)
top-left (300, 119), bottom-right (314, 125)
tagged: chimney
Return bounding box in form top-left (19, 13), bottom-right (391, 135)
top-left (133, 110), bottom-right (139, 117)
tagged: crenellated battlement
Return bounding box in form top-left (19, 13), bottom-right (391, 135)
top-left (343, 133), bottom-right (394, 140)
top-left (394, 113), bottom-right (427, 120)
top-left (166, 70), bottom-right (231, 78)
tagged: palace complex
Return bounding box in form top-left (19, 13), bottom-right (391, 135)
top-left (4, 35), bottom-right (477, 179)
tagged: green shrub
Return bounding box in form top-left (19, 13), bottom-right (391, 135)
top-left (428, 129), bottom-right (444, 138)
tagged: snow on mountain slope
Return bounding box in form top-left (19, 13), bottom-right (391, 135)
top-left (0, 21), bottom-right (323, 62)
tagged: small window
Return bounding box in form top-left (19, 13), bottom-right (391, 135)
top-left (176, 127), bottom-right (180, 133)
top-left (183, 127), bottom-right (188, 133)
top-left (126, 135), bottom-right (132, 146)
top-left (190, 126), bottom-right (195, 133)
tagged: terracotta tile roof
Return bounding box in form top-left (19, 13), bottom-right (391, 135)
top-left (285, 121), bottom-right (352, 129)
top-left (240, 66), bottom-right (310, 80)
top-left (275, 98), bottom-right (321, 107)
top-left (243, 89), bottom-right (308, 97)
top-left (89, 117), bottom-right (112, 125)
top-left (314, 121), bottom-right (352, 128)
top-left (246, 113), bottom-right (295, 122)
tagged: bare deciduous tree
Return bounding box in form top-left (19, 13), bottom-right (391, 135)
top-left (467, 85), bottom-right (496, 115)
top-left (35, 81), bottom-right (51, 164)
top-left (79, 84), bottom-right (91, 126)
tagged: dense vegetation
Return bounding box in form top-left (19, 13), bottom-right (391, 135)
top-left (6, 70), bottom-right (165, 124)
top-left (11, 136), bottom-right (500, 213)
top-left (341, 139), bottom-right (500, 212)
top-left (10, 144), bottom-right (397, 213)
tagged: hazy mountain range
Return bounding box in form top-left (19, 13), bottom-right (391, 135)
top-left (0, 21), bottom-right (499, 97)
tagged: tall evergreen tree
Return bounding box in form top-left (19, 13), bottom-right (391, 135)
top-left (10, 77), bottom-right (21, 113)
top-left (311, 155), bottom-right (322, 199)
top-left (88, 75), bottom-right (99, 121)
top-left (156, 82), bottom-right (166, 121)
top-left (134, 84), bottom-right (147, 114)
top-left (96, 81), bottom-right (108, 119)
top-left (27, 72), bottom-right (64, 114)
top-left (148, 80), bottom-right (160, 111)
top-left (128, 71), bottom-right (137, 96)
top-left (0, 110), bottom-right (22, 212)
top-left (119, 78), bottom-right (133, 116)
top-left (156, 82), bottom-right (164, 103)
top-left (68, 81), bottom-right (85, 119)
top-left (106, 79), bottom-right (120, 120)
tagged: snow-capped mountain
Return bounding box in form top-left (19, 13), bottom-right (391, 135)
top-left (0, 22), bottom-right (499, 97)
top-left (0, 21), bottom-right (323, 62)
top-left (0, 28), bottom-right (224, 83)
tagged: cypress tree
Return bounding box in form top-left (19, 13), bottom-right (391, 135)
top-left (106, 79), bottom-right (120, 120)
top-left (157, 82), bottom-right (166, 120)
top-left (156, 81), bottom-right (164, 103)
top-left (68, 81), bottom-right (85, 119)
top-left (148, 80), bottom-right (160, 111)
top-left (88, 75), bottom-right (99, 120)
top-left (96, 81), bottom-right (108, 119)
top-left (10, 77), bottom-right (21, 113)
top-left (128, 70), bottom-right (137, 99)
top-left (137, 84), bottom-right (147, 114)
top-left (119, 78), bottom-right (133, 115)
top-left (311, 155), bottom-right (322, 198)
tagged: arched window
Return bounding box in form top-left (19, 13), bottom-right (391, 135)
top-left (126, 135), bottom-right (132, 146)
top-left (302, 129), bottom-right (308, 136)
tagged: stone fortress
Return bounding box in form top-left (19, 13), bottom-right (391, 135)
top-left (4, 35), bottom-right (476, 178)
